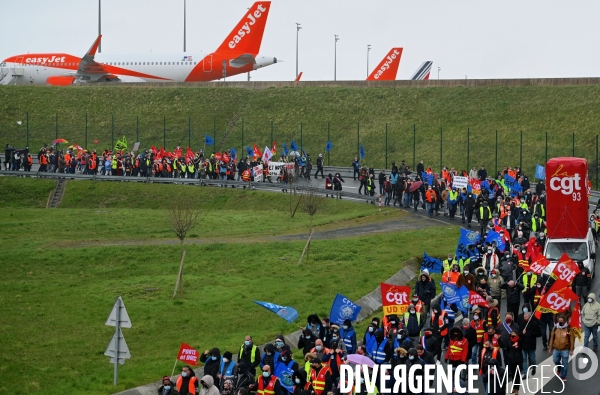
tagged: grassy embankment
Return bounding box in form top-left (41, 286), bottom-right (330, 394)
top-left (0, 177), bottom-right (457, 395)
top-left (2, 85), bottom-right (600, 178)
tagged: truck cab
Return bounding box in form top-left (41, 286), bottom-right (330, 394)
top-left (542, 228), bottom-right (596, 278)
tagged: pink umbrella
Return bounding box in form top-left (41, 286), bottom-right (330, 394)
top-left (346, 354), bottom-right (375, 368)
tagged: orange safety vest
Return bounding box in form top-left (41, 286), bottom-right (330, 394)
top-left (480, 348), bottom-right (499, 375)
top-left (483, 333), bottom-right (501, 349)
top-left (426, 190), bottom-right (437, 202)
top-left (441, 271), bottom-right (460, 286)
top-left (310, 367), bottom-right (330, 395)
top-left (257, 375), bottom-right (278, 395)
top-left (176, 375), bottom-right (198, 395)
top-left (410, 300), bottom-right (424, 313)
top-left (447, 338), bottom-right (468, 361)
top-left (517, 252), bottom-right (529, 271)
top-left (27, 156), bottom-right (33, 166)
top-left (471, 320), bottom-right (485, 343)
top-left (432, 311), bottom-right (448, 337)
top-left (40, 155), bottom-right (48, 165)
top-left (486, 307), bottom-right (499, 328)
top-left (533, 289), bottom-right (544, 307)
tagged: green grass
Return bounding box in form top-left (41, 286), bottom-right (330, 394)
top-left (2, 85), bottom-right (600, 179)
top-left (0, 177), bottom-right (55, 207)
top-left (0, 178), bottom-right (460, 394)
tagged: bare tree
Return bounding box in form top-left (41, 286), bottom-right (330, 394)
top-left (218, 107), bottom-right (245, 151)
top-left (298, 186), bottom-right (325, 264)
top-left (170, 196), bottom-right (200, 298)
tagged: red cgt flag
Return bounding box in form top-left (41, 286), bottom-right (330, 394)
top-left (222, 152), bottom-right (231, 163)
top-left (469, 290), bottom-right (489, 308)
top-left (271, 140), bottom-right (277, 155)
top-left (253, 144), bottom-right (262, 158)
top-left (526, 255), bottom-right (551, 275)
top-left (535, 285), bottom-right (578, 317)
top-left (569, 301), bottom-right (583, 341)
top-left (186, 147), bottom-right (195, 161)
top-left (177, 343), bottom-right (200, 365)
top-left (550, 253), bottom-right (580, 288)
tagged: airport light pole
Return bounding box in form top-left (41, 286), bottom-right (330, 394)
top-left (334, 35), bottom-right (339, 81)
top-left (367, 45), bottom-right (371, 78)
top-left (183, 0), bottom-right (186, 52)
top-left (296, 23), bottom-right (301, 80)
top-left (438, 66), bottom-right (441, 80)
top-left (98, 0), bottom-right (101, 52)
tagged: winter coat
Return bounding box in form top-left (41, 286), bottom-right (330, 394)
top-left (199, 375), bottom-right (220, 395)
top-left (582, 293), bottom-right (600, 327)
top-left (500, 282), bottom-right (524, 304)
top-left (414, 272), bottom-right (436, 305)
top-left (518, 318), bottom-right (541, 350)
top-left (488, 276), bottom-right (504, 297)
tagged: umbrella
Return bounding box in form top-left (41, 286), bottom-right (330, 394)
top-left (288, 150), bottom-right (300, 158)
top-left (409, 180), bottom-right (423, 193)
top-left (53, 138), bottom-right (68, 144)
top-left (346, 354), bottom-right (375, 368)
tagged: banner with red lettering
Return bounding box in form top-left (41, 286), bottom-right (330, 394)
top-left (469, 290), bottom-right (489, 308)
top-left (526, 255), bottom-right (551, 275)
top-left (550, 253), bottom-right (580, 289)
top-left (177, 343), bottom-right (200, 365)
top-left (380, 283), bottom-right (411, 315)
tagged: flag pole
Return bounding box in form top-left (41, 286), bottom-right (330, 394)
top-left (171, 358), bottom-right (178, 378)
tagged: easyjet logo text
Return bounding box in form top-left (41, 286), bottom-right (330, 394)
top-left (374, 49), bottom-right (401, 80)
top-left (24, 56), bottom-right (67, 65)
top-left (228, 4), bottom-right (267, 49)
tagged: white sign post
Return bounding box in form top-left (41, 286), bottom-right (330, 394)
top-left (104, 296), bottom-right (132, 385)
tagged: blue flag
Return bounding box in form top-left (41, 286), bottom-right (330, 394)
top-left (253, 300), bottom-right (299, 323)
top-left (421, 252), bottom-right (443, 274)
top-left (457, 286), bottom-right (471, 313)
top-left (290, 140), bottom-right (298, 151)
top-left (421, 172), bottom-right (434, 185)
top-left (503, 174), bottom-right (523, 197)
top-left (325, 141), bottom-right (333, 152)
top-left (329, 294), bottom-right (362, 325)
top-left (246, 146), bottom-right (254, 157)
top-left (484, 230), bottom-right (506, 252)
top-left (230, 148), bottom-right (237, 161)
top-left (456, 228), bottom-right (481, 259)
top-left (360, 145), bottom-right (365, 159)
top-left (536, 164), bottom-right (546, 180)
top-left (440, 282), bottom-right (461, 306)
top-left (205, 134), bottom-right (214, 146)
top-left (274, 362), bottom-right (295, 392)
top-left (481, 180), bottom-right (492, 194)
top-left (283, 142), bottom-right (289, 156)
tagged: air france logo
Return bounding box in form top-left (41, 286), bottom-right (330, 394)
top-left (373, 49), bottom-right (401, 79)
top-left (228, 4), bottom-right (267, 49)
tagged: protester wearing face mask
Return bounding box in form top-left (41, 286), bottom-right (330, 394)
top-left (574, 260), bottom-right (592, 306)
top-left (421, 327), bottom-right (442, 361)
top-left (250, 365), bottom-right (282, 395)
top-left (406, 348), bottom-right (424, 389)
top-left (238, 336), bottom-right (260, 378)
top-left (273, 335), bottom-right (291, 354)
top-left (176, 365), bottom-right (199, 395)
top-left (482, 247), bottom-right (499, 276)
top-left (445, 327), bottom-right (468, 368)
top-left (581, 293), bottom-right (600, 352)
top-left (218, 351), bottom-right (237, 387)
top-left (366, 329), bottom-right (392, 364)
top-left (497, 312), bottom-right (520, 368)
top-left (383, 314), bottom-right (401, 338)
top-left (309, 339), bottom-right (329, 360)
top-left (297, 328), bottom-right (316, 356)
top-left (200, 348), bottom-right (223, 388)
top-left (456, 265), bottom-right (476, 291)
top-left (273, 350), bottom-right (298, 395)
top-left (442, 263), bottom-right (461, 286)
top-left (548, 315), bottom-right (575, 382)
top-left (392, 347), bottom-right (409, 369)
top-left (232, 362), bottom-right (254, 394)
top-left (291, 370), bottom-right (308, 395)
top-left (506, 332), bottom-right (523, 394)
top-left (158, 375), bottom-right (177, 395)
top-left (409, 293), bottom-right (424, 315)
top-left (338, 319), bottom-right (357, 354)
top-left (403, 305), bottom-right (424, 344)
top-left (414, 271), bottom-right (436, 317)
top-left (500, 280), bottom-right (525, 318)
top-left (307, 358), bottom-right (331, 395)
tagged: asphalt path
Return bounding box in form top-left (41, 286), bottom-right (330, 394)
top-left (8, 164), bottom-right (600, 394)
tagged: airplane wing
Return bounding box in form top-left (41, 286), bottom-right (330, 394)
top-left (68, 35), bottom-right (119, 81)
top-left (229, 54), bottom-right (256, 68)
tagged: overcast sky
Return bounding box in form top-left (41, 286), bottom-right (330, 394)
top-left (2, 0), bottom-right (599, 81)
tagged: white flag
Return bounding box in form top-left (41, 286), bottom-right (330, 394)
top-left (263, 146), bottom-right (273, 162)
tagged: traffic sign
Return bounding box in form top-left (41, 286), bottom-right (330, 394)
top-left (105, 296), bottom-right (132, 328)
top-left (104, 328), bottom-right (131, 361)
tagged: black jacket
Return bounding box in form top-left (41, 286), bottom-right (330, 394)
top-left (517, 317), bottom-right (541, 350)
top-left (414, 275), bottom-right (436, 305)
top-left (500, 282), bottom-right (524, 304)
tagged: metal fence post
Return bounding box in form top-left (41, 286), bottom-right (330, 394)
top-left (136, 116), bottom-right (139, 144)
top-left (241, 119), bottom-right (244, 154)
top-left (519, 130), bottom-right (523, 170)
top-left (55, 112), bottom-right (58, 140)
top-left (300, 122), bottom-right (303, 151)
top-left (270, 120), bottom-right (274, 149)
top-left (357, 123), bottom-right (360, 160)
top-left (85, 112), bottom-right (88, 149)
top-left (572, 132), bottom-right (575, 156)
top-left (413, 124), bottom-right (416, 170)
top-left (213, 116), bottom-right (216, 149)
top-left (188, 117), bottom-right (191, 148)
top-left (385, 123), bottom-right (388, 169)
top-left (112, 114), bottom-right (114, 149)
top-left (327, 122), bottom-right (331, 166)
top-left (545, 132), bottom-right (548, 163)
top-left (26, 112), bottom-right (29, 148)
top-left (163, 116), bottom-right (166, 148)
top-left (596, 134), bottom-right (599, 188)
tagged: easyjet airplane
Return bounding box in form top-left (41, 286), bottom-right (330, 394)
top-left (366, 48), bottom-right (403, 81)
top-left (0, 1), bottom-right (276, 86)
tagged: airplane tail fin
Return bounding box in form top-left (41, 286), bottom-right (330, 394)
top-left (216, 1), bottom-right (271, 55)
top-left (411, 61), bottom-right (432, 80)
top-left (366, 48), bottom-right (403, 81)
top-left (295, 72), bottom-right (303, 82)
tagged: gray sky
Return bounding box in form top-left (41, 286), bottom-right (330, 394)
top-left (2, 0), bottom-right (599, 81)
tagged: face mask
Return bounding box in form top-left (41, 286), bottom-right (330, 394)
top-left (487, 250), bottom-right (492, 254)
top-left (164, 386), bottom-right (171, 390)
top-left (295, 379), bottom-right (301, 384)
top-left (474, 315), bottom-right (479, 320)
top-left (536, 285), bottom-right (542, 289)
top-left (211, 356), bottom-right (217, 361)
top-left (463, 326), bottom-right (470, 330)
top-left (315, 346), bottom-right (322, 351)
top-left (305, 335), bottom-right (311, 339)
top-left (464, 271), bottom-right (469, 276)
top-left (408, 356), bottom-right (415, 361)
top-left (343, 325), bottom-right (349, 330)
top-left (491, 274), bottom-right (497, 278)
top-left (263, 372), bottom-right (270, 378)
top-left (281, 357), bottom-right (287, 362)
top-left (390, 321), bottom-right (396, 325)
top-left (505, 317), bottom-right (512, 324)
top-left (245, 340), bottom-right (251, 346)
top-left (182, 372), bottom-right (188, 378)
top-left (523, 308), bottom-right (529, 313)
top-left (332, 336), bottom-right (338, 341)
top-left (223, 358), bottom-right (229, 363)
top-left (266, 352), bottom-right (271, 356)
top-left (360, 378), bottom-right (365, 384)
top-left (368, 327), bottom-right (374, 333)
top-left (589, 298), bottom-right (593, 304)
top-left (276, 341), bottom-right (283, 347)
top-left (412, 298), bottom-right (419, 303)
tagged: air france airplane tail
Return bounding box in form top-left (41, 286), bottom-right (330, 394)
top-left (366, 48), bottom-right (403, 81)
top-left (411, 61), bottom-right (433, 80)
top-left (216, 2), bottom-right (271, 55)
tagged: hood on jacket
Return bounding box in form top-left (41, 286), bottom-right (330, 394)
top-left (588, 293), bottom-right (597, 302)
top-left (449, 327), bottom-right (464, 341)
top-left (292, 369), bottom-right (307, 385)
top-left (420, 271), bottom-right (431, 281)
top-left (307, 314), bottom-right (321, 326)
top-left (201, 375), bottom-right (214, 388)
